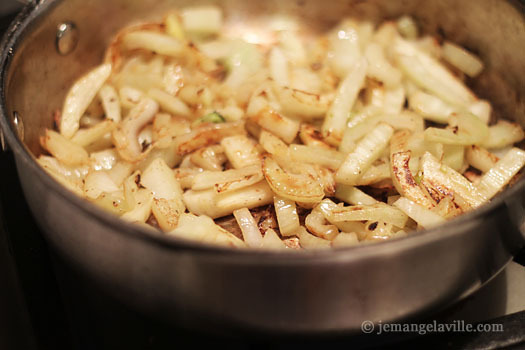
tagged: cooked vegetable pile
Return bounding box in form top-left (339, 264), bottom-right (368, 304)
top-left (38, 7), bottom-right (525, 249)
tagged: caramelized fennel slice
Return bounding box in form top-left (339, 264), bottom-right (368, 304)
top-left (476, 148), bottom-right (525, 200)
top-left (391, 151), bottom-right (434, 209)
top-left (420, 152), bottom-right (486, 207)
top-left (60, 64), bottom-right (112, 139)
top-left (183, 180), bottom-right (274, 219)
top-left (336, 123), bottom-right (394, 186)
top-left (262, 155), bottom-right (325, 204)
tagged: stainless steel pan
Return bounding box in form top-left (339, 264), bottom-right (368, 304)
top-left (1, 0), bottom-right (525, 335)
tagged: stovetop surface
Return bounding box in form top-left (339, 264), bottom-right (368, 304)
top-left (1, 9), bottom-right (525, 350)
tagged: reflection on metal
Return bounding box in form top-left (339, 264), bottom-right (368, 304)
top-left (13, 111), bottom-right (24, 142)
top-left (56, 22), bottom-right (78, 55)
top-left (0, 127), bottom-right (6, 152)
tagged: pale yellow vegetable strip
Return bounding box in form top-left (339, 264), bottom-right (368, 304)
top-left (37, 157), bottom-right (85, 196)
top-left (182, 181), bottom-right (274, 219)
top-left (141, 158), bottom-right (186, 231)
top-left (99, 84), bottom-right (121, 123)
top-left (391, 151), bottom-right (434, 209)
top-left (273, 196), bottom-right (300, 237)
top-left (165, 13), bottom-right (185, 40)
top-left (305, 209), bottom-right (339, 241)
top-left (322, 57), bottom-right (368, 145)
top-left (381, 86), bottom-right (407, 116)
top-left (476, 148), bottom-right (525, 200)
top-left (394, 37), bottom-right (476, 107)
top-left (84, 171), bottom-right (120, 200)
top-left (481, 121), bottom-right (525, 149)
top-left (141, 158), bottom-right (184, 201)
top-left (170, 214), bottom-right (245, 248)
top-left (42, 129), bottom-right (89, 166)
top-left (387, 195), bottom-right (401, 206)
top-left (339, 111), bottom-right (373, 154)
top-left (191, 165), bottom-right (263, 192)
top-left (340, 112), bottom-right (423, 154)
top-left (442, 41), bottom-right (484, 78)
top-left (189, 145), bottom-right (226, 171)
top-left (181, 6), bottom-right (223, 35)
top-left (317, 199), bottom-right (368, 234)
top-left (251, 109), bottom-right (300, 144)
top-left (274, 85), bottom-right (330, 120)
top-left (355, 163), bottom-right (391, 186)
top-left (261, 229), bottom-right (287, 250)
top-left (121, 189), bottom-right (153, 223)
top-left (220, 135), bottom-right (261, 169)
top-left (424, 128), bottom-right (478, 146)
top-left (466, 146), bottom-right (499, 173)
top-left (122, 171), bottom-right (140, 209)
top-left (173, 121), bottom-right (246, 156)
top-left (468, 100), bottom-right (491, 125)
top-left (408, 90), bottom-right (454, 124)
top-left (332, 232), bottom-right (359, 247)
top-left (90, 191), bottom-right (129, 216)
top-left (289, 144), bottom-right (346, 170)
top-left (383, 111), bottom-right (425, 133)
top-left (336, 123), bottom-right (394, 185)
top-left (178, 85), bottom-right (213, 107)
top-left (299, 124), bottom-right (332, 149)
top-left (393, 197), bottom-right (446, 229)
top-left (88, 148), bottom-right (117, 169)
top-left (365, 42), bottom-right (402, 88)
top-left (233, 208), bottom-right (263, 248)
top-left (420, 152), bottom-right (486, 207)
top-left (269, 47), bottom-right (289, 87)
top-left (174, 168), bottom-right (203, 190)
top-left (335, 184), bottom-right (377, 206)
top-left (71, 120), bottom-right (116, 148)
top-left (396, 15), bottom-right (419, 39)
top-left (122, 31), bottom-right (184, 57)
top-left (262, 155), bottom-right (324, 204)
top-left (279, 30), bottom-right (307, 65)
top-left (119, 86), bottom-right (143, 109)
top-left (107, 162), bottom-right (134, 187)
top-left (112, 98), bottom-right (159, 162)
top-left (406, 132), bottom-right (444, 159)
top-left (441, 145), bottom-right (465, 172)
top-left (60, 64), bottom-right (112, 138)
top-left (423, 113), bottom-right (489, 149)
top-left (259, 131), bottom-right (290, 161)
top-left (38, 155), bottom-right (89, 181)
top-left (295, 226), bottom-right (331, 250)
top-left (148, 88), bottom-right (191, 117)
top-left (327, 22), bottom-right (362, 78)
top-left (451, 112), bottom-right (489, 143)
top-left (327, 203), bottom-right (409, 229)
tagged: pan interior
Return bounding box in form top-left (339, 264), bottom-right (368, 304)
top-left (3, 0), bottom-right (525, 156)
